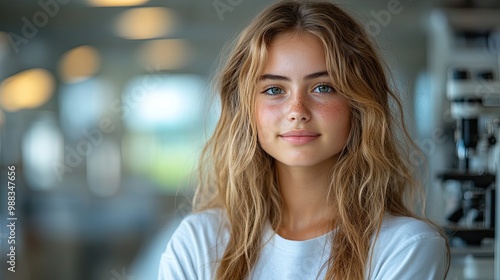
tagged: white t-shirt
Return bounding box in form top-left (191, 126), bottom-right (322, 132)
top-left (158, 208), bottom-right (447, 280)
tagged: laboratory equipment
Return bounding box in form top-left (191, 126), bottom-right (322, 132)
top-left (420, 7), bottom-right (500, 279)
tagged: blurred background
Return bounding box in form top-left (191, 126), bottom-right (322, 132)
top-left (0, 0), bottom-right (499, 279)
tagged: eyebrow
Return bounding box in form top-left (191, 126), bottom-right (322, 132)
top-left (258, 71), bottom-right (329, 82)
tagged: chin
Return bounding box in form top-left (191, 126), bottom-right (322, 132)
top-left (277, 158), bottom-right (329, 168)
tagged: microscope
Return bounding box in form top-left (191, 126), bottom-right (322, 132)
top-left (439, 65), bottom-right (500, 244)
top-left (421, 7), bottom-right (500, 278)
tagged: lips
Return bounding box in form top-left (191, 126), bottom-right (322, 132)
top-left (279, 130), bottom-right (320, 144)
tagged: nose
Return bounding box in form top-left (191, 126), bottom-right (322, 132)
top-left (287, 93), bottom-right (311, 122)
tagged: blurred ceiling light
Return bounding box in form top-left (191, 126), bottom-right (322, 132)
top-left (123, 74), bottom-right (206, 131)
top-left (0, 68), bottom-right (55, 112)
top-left (59, 45), bottom-right (101, 83)
top-left (115, 7), bottom-right (176, 40)
top-left (87, 0), bottom-right (149, 7)
top-left (22, 112), bottom-right (63, 190)
top-left (59, 78), bottom-right (112, 140)
top-left (138, 39), bottom-right (192, 70)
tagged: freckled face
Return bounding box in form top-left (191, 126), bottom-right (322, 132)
top-left (255, 32), bottom-right (351, 169)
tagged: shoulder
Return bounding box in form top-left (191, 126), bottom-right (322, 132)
top-left (170, 208), bottom-right (229, 247)
top-left (374, 213), bottom-right (445, 256)
top-left (368, 214), bottom-right (448, 279)
top-left (158, 208), bottom-right (229, 280)
top-left (378, 213), bottom-right (442, 242)
top-left (178, 208), bottom-right (227, 233)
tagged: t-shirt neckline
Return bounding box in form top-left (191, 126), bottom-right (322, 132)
top-left (262, 221), bottom-right (336, 253)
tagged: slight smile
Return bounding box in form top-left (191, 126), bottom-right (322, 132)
top-left (279, 130), bottom-right (320, 145)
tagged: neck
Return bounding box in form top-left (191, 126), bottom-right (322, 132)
top-left (275, 160), bottom-right (335, 240)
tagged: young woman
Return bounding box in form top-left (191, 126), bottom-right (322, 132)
top-left (158, 0), bottom-right (449, 279)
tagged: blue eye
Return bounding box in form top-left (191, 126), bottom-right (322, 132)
top-left (313, 84), bottom-right (335, 93)
top-left (262, 87), bottom-right (285, 95)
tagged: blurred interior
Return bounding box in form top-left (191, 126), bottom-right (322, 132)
top-left (1, 0), bottom-right (500, 279)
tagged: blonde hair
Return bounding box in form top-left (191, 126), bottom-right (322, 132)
top-left (194, 0), bottom-right (448, 279)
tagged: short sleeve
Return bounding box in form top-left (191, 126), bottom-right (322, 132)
top-left (157, 219), bottom-right (199, 280)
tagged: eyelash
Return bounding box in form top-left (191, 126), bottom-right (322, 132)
top-left (261, 83), bottom-right (335, 95)
top-left (313, 83), bottom-right (335, 94)
top-left (261, 87), bottom-right (285, 95)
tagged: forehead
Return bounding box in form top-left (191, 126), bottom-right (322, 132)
top-left (262, 32), bottom-right (327, 75)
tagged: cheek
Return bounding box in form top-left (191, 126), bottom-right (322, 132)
top-left (319, 101), bottom-right (351, 131)
top-left (318, 101), bottom-right (351, 123)
top-left (255, 102), bottom-right (282, 144)
top-left (254, 103), bottom-right (266, 139)
top-left (256, 103), bottom-right (280, 130)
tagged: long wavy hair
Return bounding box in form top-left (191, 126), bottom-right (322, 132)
top-left (194, 0), bottom-right (448, 279)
